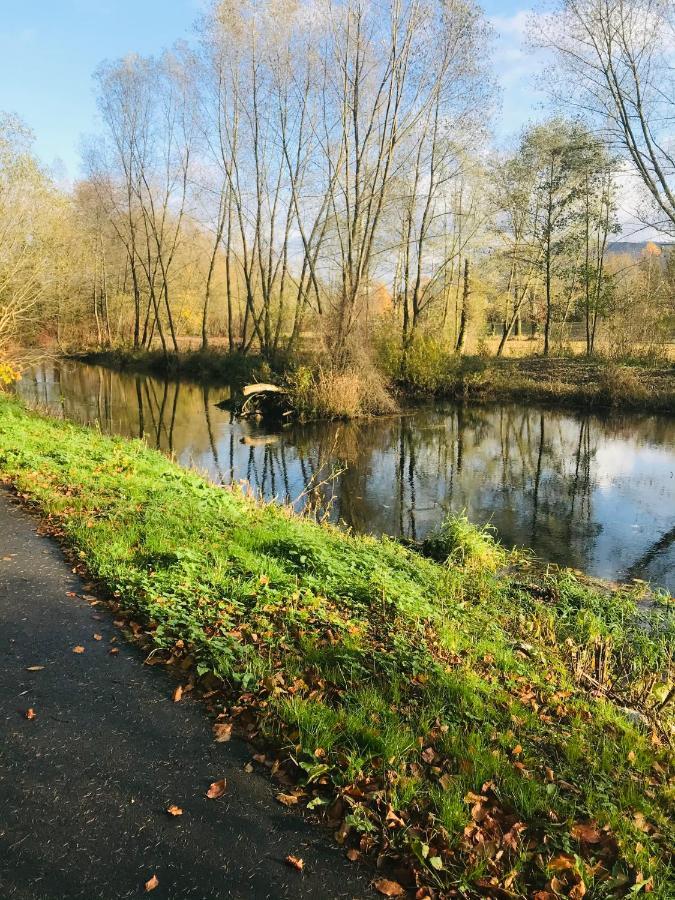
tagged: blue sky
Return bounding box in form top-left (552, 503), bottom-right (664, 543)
top-left (0, 0), bottom-right (546, 178)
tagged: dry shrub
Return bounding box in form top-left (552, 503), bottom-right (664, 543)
top-left (595, 364), bottom-right (647, 404)
top-left (288, 364), bottom-right (396, 420)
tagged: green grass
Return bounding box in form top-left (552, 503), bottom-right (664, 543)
top-left (0, 396), bottom-right (672, 896)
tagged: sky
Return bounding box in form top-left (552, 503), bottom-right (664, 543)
top-left (0, 0), bottom-right (545, 180)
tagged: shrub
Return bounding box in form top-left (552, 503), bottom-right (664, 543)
top-left (287, 364), bottom-right (397, 420)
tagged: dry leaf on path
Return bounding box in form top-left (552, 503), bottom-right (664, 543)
top-left (172, 685), bottom-right (183, 702)
top-left (72, 646), bottom-right (85, 654)
top-left (166, 804), bottom-right (183, 817)
top-left (285, 855), bottom-right (304, 871)
top-left (144, 874), bottom-right (159, 892)
top-left (213, 723), bottom-right (232, 743)
top-left (26, 665), bottom-right (45, 672)
top-left (206, 779), bottom-right (227, 799)
top-left (93, 633), bottom-right (103, 641)
top-left (25, 708), bottom-right (37, 720)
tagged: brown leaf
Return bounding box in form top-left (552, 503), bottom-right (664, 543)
top-left (569, 881), bottom-right (587, 900)
top-left (109, 648), bottom-right (120, 655)
top-left (285, 855), bottom-right (304, 872)
top-left (25, 708), bottom-right (37, 720)
top-left (72, 646), bottom-right (85, 654)
top-left (213, 723), bottom-right (232, 743)
top-left (93, 633), bottom-right (103, 641)
top-left (374, 878), bottom-right (405, 897)
top-left (172, 685), bottom-right (183, 703)
top-left (206, 779), bottom-right (227, 799)
top-left (144, 874), bottom-right (159, 892)
top-left (25, 665), bottom-right (45, 672)
top-left (571, 822), bottom-right (603, 844)
top-left (276, 792), bottom-right (300, 807)
top-left (346, 848), bottom-right (360, 862)
top-left (166, 804), bottom-right (183, 816)
top-left (421, 746), bottom-right (437, 764)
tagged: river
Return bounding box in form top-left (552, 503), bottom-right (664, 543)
top-left (15, 359), bottom-right (675, 593)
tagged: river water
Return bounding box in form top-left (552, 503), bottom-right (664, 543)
top-left (15, 360), bottom-right (675, 593)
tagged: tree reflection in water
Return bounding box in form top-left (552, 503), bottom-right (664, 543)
top-left (17, 360), bottom-right (675, 591)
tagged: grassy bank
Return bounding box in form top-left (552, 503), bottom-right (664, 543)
top-left (382, 344), bottom-right (675, 414)
top-left (1, 397), bottom-right (673, 897)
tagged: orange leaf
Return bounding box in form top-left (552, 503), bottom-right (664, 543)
top-left (213, 723), bottom-right (232, 743)
top-left (93, 633), bottom-right (103, 641)
top-left (569, 881), bottom-right (587, 900)
top-left (276, 792), bottom-right (300, 807)
top-left (346, 849), bottom-right (360, 862)
top-left (166, 805), bottom-right (183, 816)
top-left (206, 779), bottom-right (227, 799)
top-left (374, 879), bottom-right (405, 897)
top-left (72, 646), bottom-right (85, 654)
top-left (172, 685), bottom-right (183, 702)
top-left (144, 874), bottom-right (159, 892)
top-left (25, 708), bottom-right (37, 720)
top-left (285, 855), bottom-right (304, 871)
top-left (548, 853), bottom-right (577, 872)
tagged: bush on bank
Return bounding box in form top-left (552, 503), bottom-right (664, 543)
top-left (0, 397), bottom-right (672, 897)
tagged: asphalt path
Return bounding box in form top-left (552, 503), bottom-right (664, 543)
top-left (0, 489), bottom-right (371, 900)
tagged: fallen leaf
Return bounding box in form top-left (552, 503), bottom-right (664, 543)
top-left (93, 633), bottom-right (103, 641)
top-left (25, 665), bottom-right (45, 672)
top-left (72, 646), bottom-right (85, 654)
top-left (569, 881), bottom-right (587, 900)
top-left (213, 723), bottom-right (232, 743)
top-left (374, 878), bottom-right (405, 897)
top-left (346, 848), bottom-right (360, 862)
top-left (285, 855), bottom-right (304, 871)
top-left (25, 708), bottom-right (37, 720)
top-left (109, 648), bottom-right (120, 655)
top-left (172, 685), bottom-right (183, 703)
top-left (276, 792), bottom-right (300, 807)
top-left (206, 779), bottom-right (227, 799)
top-left (548, 853), bottom-right (577, 872)
top-left (166, 804), bottom-right (183, 817)
top-left (571, 822), bottom-right (603, 844)
top-left (144, 874), bottom-right (159, 892)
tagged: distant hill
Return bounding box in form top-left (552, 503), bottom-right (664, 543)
top-left (607, 241), bottom-right (674, 258)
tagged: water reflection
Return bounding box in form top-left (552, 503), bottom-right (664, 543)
top-left (16, 360), bottom-right (675, 591)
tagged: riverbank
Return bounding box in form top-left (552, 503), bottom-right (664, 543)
top-left (71, 348), bottom-right (675, 416)
top-left (1, 397), bottom-right (673, 897)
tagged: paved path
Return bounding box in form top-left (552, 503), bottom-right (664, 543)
top-left (0, 490), bottom-right (370, 899)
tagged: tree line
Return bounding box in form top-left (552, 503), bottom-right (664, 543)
top-left (1, 0), bottom-right (673, 372)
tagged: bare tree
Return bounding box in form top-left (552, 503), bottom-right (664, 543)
top-left (538, 0), bottom-right (675, 234)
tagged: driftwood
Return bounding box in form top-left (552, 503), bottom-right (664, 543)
top-left (217, 382), bottom-right (291, 420)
